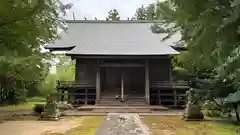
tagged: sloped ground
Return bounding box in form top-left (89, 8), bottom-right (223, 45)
top-left (143, 116), bottom-right (240, 135)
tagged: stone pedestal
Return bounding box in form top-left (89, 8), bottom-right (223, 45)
top-left (40, 93), bottom-right (61, 121)
top-left (182, 102), bottom-right (204, 120)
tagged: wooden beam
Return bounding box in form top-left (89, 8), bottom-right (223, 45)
top-left (145, 60), bottom-right (150, 104)
top-left (100, 63), bottom-right (144, 67)
top-left (96, 60), bottom-right (101, 104)
top-left (70, 55), bottom-right (171, 59)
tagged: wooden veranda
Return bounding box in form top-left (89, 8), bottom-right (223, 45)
top-left (57, 80), bottom-right (189, 107)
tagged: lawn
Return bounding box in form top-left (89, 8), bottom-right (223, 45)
top-left (0, 102), bottom-right (45, 110)
top-left (0, 116), bottom-right (39, 123)
top-left (143, 116), bottom-right (240, 135)
top-left (48, 116), bottom-right (105, 135)
top-left (0, 97), bottom-right (45, 110)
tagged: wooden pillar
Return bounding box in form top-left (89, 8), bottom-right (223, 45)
top-left (85, 89), bottom-right (88, 105)
top-left (157, 89), bottom-right (161, 105)
top-left (169, 57), bottom-right (173, 81)
top-left (145, 60), bottom-right (150, 104)
top-left (173, 89), bottom-right (177, 107)
top-left (96, 60), bottom-right (101, 104)
top-left (121, 71), bottom-right (124, 100)
top-left (61, 90), bottom-right (64, 102)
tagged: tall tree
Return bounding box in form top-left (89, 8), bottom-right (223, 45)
top-left (134, 3), bottom-right (159, 20)
top-left (106, 9), bottom-right (120, 20)
top-left (0, 0), bottom-right (71, 103)
top-left (135, 5), bottom-right (148, 20)
top-left (148, 0), bottom-right (240, 121)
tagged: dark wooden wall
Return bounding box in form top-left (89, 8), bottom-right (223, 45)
top-left (74, 57), bottom-right (172, 86)
top-left (75, 59), bottom-right (97, 85)
top-left (149, 58), bottom-right (172, 82)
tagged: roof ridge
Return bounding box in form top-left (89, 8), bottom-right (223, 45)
top-left (66, 20), bottom-right (162, 23)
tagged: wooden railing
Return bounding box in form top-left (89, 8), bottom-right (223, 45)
top-left (151, 81), bottom-right (189, 89)
top-left (57, 80), bottom-right (189, 89)
top-left (57, 81), bottom-right (96, 89)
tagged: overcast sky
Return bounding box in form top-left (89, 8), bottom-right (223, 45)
top-left (62, 0), bottom-right (160, 20)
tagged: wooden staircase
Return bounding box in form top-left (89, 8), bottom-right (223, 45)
top-left (99, 92), bottom-right (147, 106)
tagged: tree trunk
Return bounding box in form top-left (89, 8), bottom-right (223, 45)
top-left (234, 103), bottom-right (240, 122)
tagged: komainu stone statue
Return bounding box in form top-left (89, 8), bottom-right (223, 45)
top-left (40, 92), bottom-right (61, 121)
top-left (182, 88), bottom-right (204, 120)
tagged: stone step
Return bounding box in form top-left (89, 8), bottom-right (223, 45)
top-left (92, 108), bottom-right (152, 113)
top-left (100, 97), bottom-right (145, 100)
top-left (76, 105), bottom-right (169, 113)
top-left (99, 100), bottom-right (146, 103)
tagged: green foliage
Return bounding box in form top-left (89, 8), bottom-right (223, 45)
top-left (172, 66), bottom-right (190, 80)
top-left (55, 55), bottom-right (75, 81)
top-left (202, 100), bottom-right (222, 117)
top-left (146, 0), bottom-right (240, 94)
top-left (225, 91), bottom-right (240, 104)
top-left (0, 0), bottom-right (71, 104)
top-left (106, 9), bottom-right (120, 20)
top-left (135, 0), bottom-right (240, 121)
top-left (134, 2), bottom-right (161, 20)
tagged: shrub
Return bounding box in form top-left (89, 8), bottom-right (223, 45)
top-left (33, 104), bottom-right (45, 114)
top-left (202, 100), bottom-right (222, 117)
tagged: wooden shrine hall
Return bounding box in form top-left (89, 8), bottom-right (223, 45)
top-left (45, 20), bottom-right (189, 107)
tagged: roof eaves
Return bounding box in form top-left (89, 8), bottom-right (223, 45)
top-left (66, 20), bottom-right (163, 24)
top-left (44, 45), bottom-right (76, 52)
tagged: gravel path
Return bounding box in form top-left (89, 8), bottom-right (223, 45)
top-left (95, 113), bottom-right (152, 135)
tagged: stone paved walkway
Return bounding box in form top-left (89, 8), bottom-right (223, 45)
top-left (95, 113), bottom-right (152, 135)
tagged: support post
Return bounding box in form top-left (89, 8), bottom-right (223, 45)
top-left (121, 71), bottom-right (124, 101)
top-left (169, 57), bottom-right (173, 81)
top-left (85, 89), bottom-right (88, 105)
top-left (96, 60), bottom-right (101, 104)
top-left (61, 90), bottom-right (64, 102)
top-left (145, 60), bottom-right (150, 104)
top-left (174, 89), bottom-right (177, 107)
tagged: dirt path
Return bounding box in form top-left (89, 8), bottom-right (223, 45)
top-left (0, 118), bottom-right (83, 135)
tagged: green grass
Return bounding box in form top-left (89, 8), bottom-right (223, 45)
top-left (143, 116), bottom-right (240, 135)
top-left (0, 116), bottom-right (38, 123)
top-left (0, 97), bottom-right (45, 110)
top-left (47, 116), bottom-right (105, 135)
